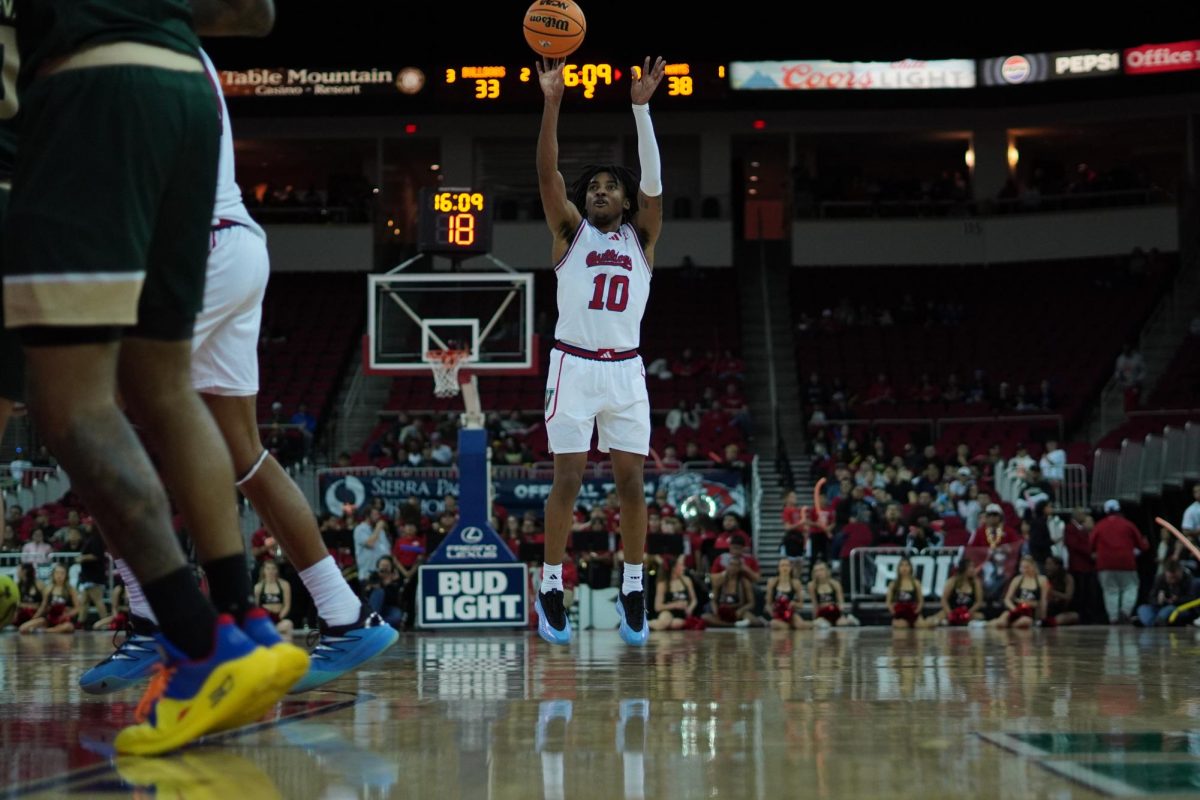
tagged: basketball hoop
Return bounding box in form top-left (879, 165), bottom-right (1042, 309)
top-left (426, 349), bottom-right (471, 397)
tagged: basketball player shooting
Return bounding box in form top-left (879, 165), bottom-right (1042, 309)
top-left (533, 55), bottom-right (665, 646)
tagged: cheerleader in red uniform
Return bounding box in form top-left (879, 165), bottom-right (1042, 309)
top-left (886, 556), bottom-right (924, 628)
top-left (19, 563), bottom-right (79, 634)
top-left (14, 563), bottom-right (44, 628)
top-left (920, 557), bottom-right (984, 627)
top-left (808, 561), bottom-right (859, 628)
top-left (766, 558), bottom-right (811, 630)
top-left (990, 555), bottom-right (1048, 629)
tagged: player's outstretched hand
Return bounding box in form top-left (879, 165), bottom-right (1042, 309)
top-left (631, 56), bottom-right (666, 105)
top-left (536, 57), bottom-right (566, 101)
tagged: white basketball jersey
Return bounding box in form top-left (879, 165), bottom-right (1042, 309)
top-left (199, 49), bottom-right (263, 237)
top-left (553, 220), bottom-right (651, 351)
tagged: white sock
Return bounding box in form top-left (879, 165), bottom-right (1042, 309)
top-left (622, 564), bottom-right (644, 595)
top-left (300, 555), bottom-right (362, 627)
top-left (541, 563), bottom-right (563, 593)
top-left (115, 558), bottom-right (157, 625)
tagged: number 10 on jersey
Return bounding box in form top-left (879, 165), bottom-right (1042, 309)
top-left (587, 273), bottom-right (629, 312)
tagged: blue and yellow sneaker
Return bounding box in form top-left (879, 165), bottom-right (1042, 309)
top-left (79, 615), bottom-right (161, 694)
top-left (615, 590), bottom-right (648, 646)
top-left (113, 615), bottom-right (279, 756)
top-left (212, 608), bottom-right (310, 729)
top-left (534, 589), bottom-right (573, 646)
top-left (290, 606), bottom-right (398, 693)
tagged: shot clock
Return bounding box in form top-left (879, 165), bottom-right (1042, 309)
top-left (417, 188), bottom-right (494, 255)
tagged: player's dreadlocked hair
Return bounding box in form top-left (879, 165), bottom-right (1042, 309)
top-left (570, 164), bottom-right (641, 224)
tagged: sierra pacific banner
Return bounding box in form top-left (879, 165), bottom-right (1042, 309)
top-left (318, 468), bottom-right (746, 519)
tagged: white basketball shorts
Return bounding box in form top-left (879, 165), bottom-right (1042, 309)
top-left (543, 347), bottom-right (650, 456)
top-left (191, 223), bottom-right (270, 396)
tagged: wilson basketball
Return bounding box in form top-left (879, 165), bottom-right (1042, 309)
top-left (0, 575), bottom-right (17, 628)
top-left (523, 0), bottom-right (586, 59)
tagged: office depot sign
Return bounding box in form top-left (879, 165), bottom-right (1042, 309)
top-left (1124, 41), bottom-right (1200, 75)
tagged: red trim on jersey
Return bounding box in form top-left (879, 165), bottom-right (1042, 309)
top-left (554, 341), bottom-right (639, 361)
top-left (624, 224), bottom-right (653, 278)
top-left (554, 220), bottom-right (587, 272)
top-left (545, 350), bottom-right (565, 423)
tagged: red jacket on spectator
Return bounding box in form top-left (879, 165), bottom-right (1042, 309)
top-left (1063, 520), bottom-right (1096, 572)
top-left (839, 522), bottom-right (875, 559)
top-left (392, 533), bottom-right (425, 569)
top-left (1090, 516), bottom-right (1148, 572)
top-left (967, 525), bottom-right (1021, 549)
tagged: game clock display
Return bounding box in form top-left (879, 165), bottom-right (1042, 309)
top-left (417, 188), bottom-right (494, 255)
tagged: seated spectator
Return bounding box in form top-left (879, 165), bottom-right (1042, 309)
top-left (365, 555), bottom-right (404, 629)
top-left (254, 560), bottom-right (294, 636)
top-left (803, 372), bottom-right (827, 408)
top-left (651, 489), bottom-right (676, 520)
top-left (1040, 439), bottom-right (1066, 483)
top-left (919, 557), bottom-right (984, 627)
top-left (649, 555), bottom-right (697, 631)
top-left (660, 445), bottom-right (681, 468)
top-left (941, 373), bottom-right (964, 403)
top-left (989, 555), bottom-right (1049, 629)
top-left (956, 486), bottom-right (983, 532)
top-left (711, 532), bottom-right (760, 583)
top-left (876, 504), bottom-right (906, 547)
top-left (1036, 379), bottom-right (1056, 411)
top-left (1014, 464), bottom-right (1054, 518)
top-left (1136, 558), bottom-right (1199, 627)
top-left (886, 556), bottom-right (923, 628)
top-left (766, 557), bottom-right (810, 631)
top-left (861, 372), bottom-right (895, 406)
top-left (702, 558), bottom-right (760, 628)
top-left (1, 524), bottom-right (19, 553)
top-left (1042, 556), bottom-right (1079, 627)
top-left (808, 561), bottom-right (859, 627)
top-left (905, 515), bottom-right (942, 552)
top-left (665, 400), bottom-right (699, 435)
top-left (714, 350), bottom-right (745, 380)
top-left (717, 443), bottom-right (748, 472)
top-left (671, 348), bottom-right (704, 378)
top-left (910, 373), bottom-right (939, 404)
top-left (21, 527), bottom-right (52, 565)
top-left (968, 504), bottom-right (1020, 550)
top-left (949, 467), bottom-right (974, 501)
top-left (1013, 384), bottom-right (1038, 412)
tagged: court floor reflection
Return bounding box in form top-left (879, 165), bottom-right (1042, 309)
top-left (3, 627), bottom-right (1200, 798)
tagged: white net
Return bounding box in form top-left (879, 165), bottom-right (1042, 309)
top-left (427, 350), bottom-right (470, 397)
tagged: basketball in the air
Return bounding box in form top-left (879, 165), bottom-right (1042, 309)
top-left (523, 0), bottom-right (586, 59)
top-left (0, 574), bottom-right (18, 628)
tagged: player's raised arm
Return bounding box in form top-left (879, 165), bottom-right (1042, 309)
top-left (191, 0), bottom-right (275, 36)
top-left (630, 56), bottom-right (666, 263)
top-left (536, 58), bottom-right (583, 249)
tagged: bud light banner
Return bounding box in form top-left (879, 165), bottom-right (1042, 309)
top-left (417, 564), bottom-right (528, 628)
top-left (319, 468), bottom-right (746, 519)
